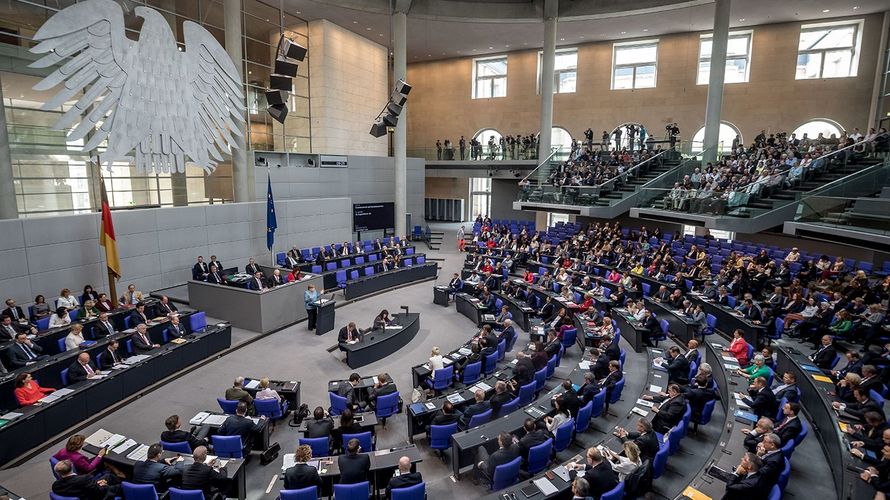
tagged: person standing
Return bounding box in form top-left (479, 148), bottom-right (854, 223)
top-left (459, 135), bottom-right (466, 160)
top-left (435, 140), bottom-right (442, 160)
top-left (601, 130), bottom-right (610, 151)
top-left (305, 284), bottom-right (320, 331)
top-left (457, 225), bottom-right (466, 251)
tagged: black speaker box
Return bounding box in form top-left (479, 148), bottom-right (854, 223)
top-left (274, 58), bottom-right (298, 77)
top-left (270, 75), bottom-right (293, 92)
top-left (268, 104), bottom-right (289, 123)
top-left (265, 90), bottom-right (288, 106)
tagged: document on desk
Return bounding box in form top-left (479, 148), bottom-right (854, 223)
top-left (649, 385), bottom-right (663, 393)
top-left (724, 363), bottom-right (740, 371)
top-left (281, 453), bottom-right (296, 473)
top-left (384, 325), bottom-right (401, 330)
top-left (631, 407), bottom-right (649, 417)
top-left (244, 379), bottom-right (260, 390)
top-left (636, 399), bottom-right (655, 408)
top-left (579, 361), bottom-right (591, 370)
top-left (446, 393), bottom-right (465, 404)
top-left (533, 477), bottom-right (559, 495)
top-left (475, 381), bottom-right (493, 392)
top-left (126, 444), bottom-right (150, 461)
top-left (123, 355), bottom-right (150, 365)
top-left (38, 394), bottom-right (60, 404)
top-left (85, 429), bottom-right (114, 447)
top-left (552, 465), bottom-right (571, 482)
top-left (203, 414), bottom-right (229, 426)
top-left (458, 348), bottom-right (472, 356)
top-left (190, 412), bottom-right (211, 426)
top-left (54, 388), bottom-right (75, 397)
top-left (0, 412), bottom-right (22, 420)
top-left (112, 439), bottom-right (137, 455)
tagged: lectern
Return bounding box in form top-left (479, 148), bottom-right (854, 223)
top-left (314, 298), bottom-right (336, 335)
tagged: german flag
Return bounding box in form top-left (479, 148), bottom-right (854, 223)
top-left (99, 178), bottom-right (121, 279)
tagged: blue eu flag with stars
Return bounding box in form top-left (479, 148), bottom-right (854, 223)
top-left (266, 172), bottom-right (277, 251)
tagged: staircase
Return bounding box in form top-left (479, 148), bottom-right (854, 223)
top-left (591, 159), bottom-right (678, 207)
top-left (427, 230), bottom-right (443, 250)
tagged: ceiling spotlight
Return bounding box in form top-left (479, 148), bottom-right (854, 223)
top-left (505, 44), bottom-right (510, 47)
top-left (366, 27), bottom-right (372, 30)
top-left (822, 9), bottom-right (830, 12)
top-left (559, 37), bottom-right (565, 41)
top-left (353, 20), bottom-right (358, 24)
top-left (853, 5), bottom-right (860, 9)
top-left (643, 29), bottom-right (649, 32)
top-left (738, 18), bottom-right (746, 22)
top-left (489, 46), bottom-right (494, 49)
top-left (620, 31), bottom-right (627, 34)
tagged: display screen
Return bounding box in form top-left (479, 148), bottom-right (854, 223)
top-left (353, 202), bottom-right (395, 232)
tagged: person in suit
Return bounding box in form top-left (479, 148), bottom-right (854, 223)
top-left (651, 384), bottom-right (687, 433)
top-left (571, 477), bottom-right (592, 500)
top-left (516, 418), bottom-right (550, 465)
top-left (460, 389), bottom-right (492, 429)
top-left (615, 418), bottom-right (660, 462)
top-left (245, 258), bottom-right (261, 276)
top-left (338, 438), bottom-right (371, 484)
top-left (772, 371), bottom-right (800, 403)
top-left (859, 365), bottom-right (884, 397)
top-left (206, 265), bottom-right (225, 284)
top-left (8, 331), bottom-right (45, 368)
top-left (660, 346), bottom-right (690, 385)
top-left (225, 377), bottom-right (255, 415)
top-left (306, 406), bottom-right (334, 439)
top-left (473, 431), bottom-right (519, 485)
top-left (489, 381), bottom-right (514, 417)
top-left (653, 285), bottom-right (671, 303)
top-left (247, 271), bottom-right (267, 291)
top-left (738, 377), bottom-right (778, 420)
top-left (481, 290), bottom-right (497, 313)
top-left (93, 312), bottom-right (116, 339)
top-left (132, 324), bottom-right (160, 352)
top-left (132, 443), bottom-right (183, 492)
top-left (284, 445), bottom-right (322, 491)
top-left (157, 296), bottom-right (178, 317)
top-left (386, 456), bottom-right (422, 498)
top-left (193, 256), bottom-right (210, 280)
top-left (367, 373), bottom-right (397, 410)
top-left (129, 302), bottom-right (150, 327)
top-left (119, 283), bottom-right (143, 307)
top-left (568, 447), bottom-right (619, 498)
top-left (14, 371), bottom-right (55, 406)
top-left (208, 255), bottom-right (223, 273)
top-left (604, 335), bottom-right (621, 361)
top-left (0, 315), bottom-right (35, 340)
top-left (67, 352), bottom-right (99, 384)
top-left (685, 374), bottom-right (717, 421)
top-left (335, 408), bottom-right (365, 449)
top-left (181, 446), bottom-right (228, 497)
top-left (305, 285), bottom-right (320, 331)
top-left (578, 372), bottom-right (601, 405)
top-left (556, 379), bottom-right (581, 418)
top-left (52, 459), bottom-right (117, 500)
top-left (338, 322), bottom-right (360, 351)
top-left (428, 401), bottom-right (462, 436)
top-left (446, 273), bottom-right (463, 299)
top-left (742, 417), bottom-right (773, 453)
top-left (588, 348), bottom-right (610, 380)
top-left (835, 387), bottom-right (885, 422)
top-left (166, 315), bottom-right (187, 340)
top-left (2, 298), bottom-right (26, 323)
top-left (337, 373), bottom-right (362, 411)
top-left (510, 351), bottom-right (535, 390)
top-left (640, 309), bottom-right (659, 347)
top-left (811, 335), bottom-right (838, 370)
top-left (773, 401), bottom-right (803, 446)
top-left (162, 414), bottom-right (209, 450)
top-left (756, 433), bottom-right (785, 488)
top-left (98, 340), bottom-right (123, 370)
top-left (722, 452), bottom-right (768, 500)
top-left (218, 402), bottom-right (267, 454)
top-left (268, 269), bottom-right (285, 287)
top-left (601, 360), bottom-right (624, 405)
top-left (499, 319), bottom-right (516, 346)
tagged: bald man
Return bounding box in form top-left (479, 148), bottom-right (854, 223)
top-left (385, 456), bottom-right (422, 498)
top-left (67, 352), bottom-right (99, 384)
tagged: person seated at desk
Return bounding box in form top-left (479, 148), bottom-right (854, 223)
top-left (543, 329), bottom-right (562, 359)
top-left (603, 442), bottom-right (642, 482)
top-left (810, 335), bottom-right (838, 370)
top-left (386, 456), bottom-right (422, 499)
top-left (517, 418), bottom-right (549, 466)
top-left (64, 323), bottom-right (87, 351)
top-left (68, 352), bottom-right (100, 384)
top-left (286, 247), bottom-right (301, 268)
top-left (286, 266), bottom-right (303, 283)
top-left (723, 452), bottom-right (768, 500)
top-left (367, 373), bottom-right (397, 410)
top-left (736, 353), bottom-right (771, 383)
top-left (510, 351), bottom-right (535, 391)
top-left (132, 443), bottom-right (183, 493)
top-left (480, 290), bottom-right (497, 314)
top-left (446, 273), bottom-right (463, 299)
top-left (554, 379), bottom-right (581, 418)
top-left (601, 360), bottom-right (623, 404)
top-left (473, 431), bottom-right (519, 486)
top-left (285, 444), bottom-right (322, 491)
top-left (208, 255), bottom-right (223, 273)
top-left (652, 285), bottom-right (671, 303)
top-left (614, 417), bottom-right (659, 462)
top-left (460, 389), bottom-right (491, 429)
top-left (129, 302), bottom-right (151, 327)
top-left (306, 406), bottom-right (334, 439)
top-left (218, 401), bottom-right (267, 454)
top-left (381, 253), bottom-right (397, 272)
top-left (684, 339), bottom-right (701, 365)
top-left (225, 376), bottom-right (255, 415)
top-left (98, 340), bottom-right (124, 369)
top-left (206, 265), bottom-right (225, 284)
top-left (337, 373), bottom-right (362, 411)
top-left (530, 341), bottom-right (548, 371)
top-left (756, 433), bottom-right (786, 488)
top-left (52, 459), bottom-right (118, 500)
top-left (268, 269), bottom-right (285, 287)
top-left (57, 288), bottom-right (80, 311)
top-left (847, 411), bottom-right (888, 453)
top-left (53, 434), bottom-right (106, 476)
top-left (851, 426), bottom-right (890, 462)
top-left (489, 381), bottom-right (514, 417)
top-left (181, 446), bottom-right (228, 498)
top-left (30, 294), bottom-right (52, 321)
top-left (119, 283), bottom-right (143, 307)
top-left (338, 438), bottom-right (371, 484)
top-left (858, 443), bottom-right (890, 495)
top-left (428, 401), bottom-right (461, 437)
top-left (338, 322), bottom-right (360, 351)
top-left (245, 258), bottom-right (261, 276)
top-left (132, 324), bottom-right (161, 352)
top-left (499, 318), bottom-right (516, 344)
top-left (578, 372), bottom-right (601, 405)
top-left (491, 304), bottom-right (510, 326)
top-left (193, 256), bottom-right (210, 280)
top-left (156, 295), bottom-right (178, 317)
top-left (667, 289), bottom-right (685, 309)
top-left (8, 331), bottom-right (45, 368)
top-left (95, 293), bottom-right (115, 313)
top-left (372, 310), bottom-right (394, 330)
top-left (49, 306), bottom-right (72, 329)
top-left (722, 329), bottom-right (750, 367)
top-left (835, 387), bottom-right (886, 423)
top-left (683, 374), bottom-right (717, 421)
top-left (2, 298), bottom-right (26, 323)
top-left (428, 346), bottom-right (445, 373)
top-left (638, 309), bottom-right (659, 347)
top-left (738, 376), bottom-right (778, 420)
top-left (772, 401), bottom-right (803, 447)
top-left (566, 447), bottom-right (619, 498)
top-left (78, 300), bottom-right (100, 321)
top-left (336, 408), bottom-right (364, 446)
top-left (255, 377), bottom-right (282, 405)
top-left (742, 416), bottom-right (773, 453)
top-left (166, 315), bottom-right (187, 340)
top-left (14, 372), bottom-right (54, 406)
top-left (650, 384), bottom-right (687, 434)
top-left (162, 414), bottom-right (210, 450)
top-left (658, 346), bottom-right (690, 385)
top-left (247, 271), bottom-right (268, 291)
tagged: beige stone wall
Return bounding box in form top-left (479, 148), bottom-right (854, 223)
top-left (425, 177), bottom-right (469, 200)
top-left (406, 14), bottom-right (882, 150)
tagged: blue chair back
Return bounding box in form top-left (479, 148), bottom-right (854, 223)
top-left (212, 435), bottom-right (243, 458)
top-left (497, 339), bottom-right (506, 361)
top-left (871, 389), bottom-right (886, 408)
top-left (518, 381), bottom-right (537, 406)
top-left (793, 420), bottom-right (808, 448)
top-left (217, 398), bottom-right (239, 414)
top-left (189, 312), bottom-right (207, 333)
top-left (333, 481), bottom-right (370, 500)
top-left (36, 316), bottom-right (50, 331)
top-left (561, 328), bottom-right (577, 349)
top-left (330, 392), bottom-right (348, 416)
top-left (500, 397), bottom-right (520, 416)
top-left (601, 482), bottom-right (625, 500)
top-left (652, 441), bottom-right (670, 479)
top-left (428, 365), bottom-right (455, 391)
top-left (778, 457), bottom-right (791, 492)
top-left (688, 361), bottom-right (698, 383)
top-left (121, 481), bottom-right (159, 500)
top-left (830, 354), bottom-right (841, 370)
top-left (462, 361), bottom-right (482, 384)
top-left (575, 400), bottom-right (593, 433)
top-left (342, 431), bottom-right (373, 452)
top-left (299, 437), bottom-right (330, 458)
top-left (311, 265), bottom-right (323, 273)
top-left (49, 456), bottom-right (61, 479)
top-left (391, 482), bottom-right (425, 500)
top-left (490, 456), bottom-right (522, 491)
top-left (746, 343), bottom-right (754, 363)
top-left (168, 488), bottom-right (205, 500)
top-left (534, 367), bottom-right (547, 393)
top-left (255, 398), bottom-right (287, 420)
top-left (767, 484), bottom-right (781, 500)
top-left (279, 486), bottom-right (317, 500)
top-left (590, 388), bottom-right (607, 418)
top-left (160, 440), bottom-right (192, 454)
top-left (619, 349), bottom-right (626, 368)
top-left (468, 409), bottom-right (493, 428)
top-left (483, 351), bottom-right (499, 376)
top-left (553, 418), bottom-right (575, 451)
top-left (667, 424), bottom-right (684, 455)
top-left (57, 337), bottom-right (67, 353)
top-left (698, 399), bottom-right (717, 426)
top-left (60, 368), bottom-right (70, 386)
top-left (609, 378), bottom-right (626, 404)
top-left (375, 391), bottom-right (400, 420)
top-left (526, 438), bottom-right (553, 474)
top-left (430, 423), bottom-right (458, 451)
top-left (336, 270), bottom-right (347, 286)
top-left (545, 355), bottom-right (557, 378)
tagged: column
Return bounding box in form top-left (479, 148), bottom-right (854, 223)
top-left (537, 0), bottom-right (558, 180)
top-left (701, 0), bottom-right (730, 165)
top-left (393, 10), bottom-right (408, 237)
top-left (0, 75), bottom-right (18, 219)
top-left (225, 0), bottom-right (252, 202)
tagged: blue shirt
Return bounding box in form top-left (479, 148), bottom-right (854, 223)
top-left (304, 289), bottom-right (319, 309)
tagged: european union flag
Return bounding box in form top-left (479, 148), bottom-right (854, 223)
top-left (266, 172), bottom-right (277, 251)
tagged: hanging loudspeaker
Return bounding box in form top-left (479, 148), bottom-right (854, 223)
top-left (274, 58), bottom-right (298, 77)
top-left (394, 79), bottom-right (412, 96)
top-left (381, 113), bottom-right (398, 127)
top-left (268, 104), bottom-right (288, 124)
top-left (270, 75), bottom-right (293, 92)
top-left (278, 36), bottom-right (307, 62)
top-left (265, 90), bottom-right (288, 106)
top-left (390, 90), bottom-right (407, 107)
top-left (369, 120), bottom-right (388, 138)
top-left (385, 101), bottom-right (403, 116)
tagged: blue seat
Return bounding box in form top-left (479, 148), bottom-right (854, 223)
top-left (189, 312), bottom-right (207, 333)
top-left (653, 319), bottom-right (669, 347)
top-left (490, 456), bottom-right (522, 491)
top-left (349, 270), bottom-right (359, 280)
top-left (276, 253), bottom-right (287, 266)
top-left (727, 296), bottom-right (737, 308)
top-left (217, 398), bottom-right (239, 414)
top-left (299, 437), bottom-right (330, 458)
top-left (375, 391), bottom-right (400, 422)
top-left (325, 262), bottom-right (337, 271)
top-left (688, 361), bottom-right (698, 384)
top-left (60, 368), bottom-right (70, 386)
top-left (652, 441), bottom-right (670, 479)
top-left (336, 270), bottom-right (348, 288)
top-left (553, 418), bottom-right (575, 452)
top-left (526, 438), bottom-right (553, 474)
top-left (483, 351), bottom-right (499, 376)
top-left (168, 488), bottom-right (204, 500)
top-left (609, 378), bottom-right (625, 404)
top-left (534, 367), bottom-right (547, 393)
top-left (417, 256), bottom-right (425, 264)
top-left (497, 339), bottom-right (507, 361)
top-left (49, 456), bottom-right (61, 479)
top-left (545, 355), bottom-right (557, 378)
top-left (391, 482), bottom-right (425, 500)
top-left (121, 482), bottom-right (159, 500)
top-left (255, 397), bottom-right (289, 421)
top-left (355, 256), bottom-right (365, 265)
top-left (36, 316), bottom-right (50, 331)
top-left (667, 423), bottom-right (685, 455)
top-left (311, 265), bottom-right (323, 273)
top-left (278, 486), bottom-right (317, 500)
top-left (340, 259), bottom-right (351, 268)
top-left (619, 348), bottom-right (626, 368)
top-left (57, 337), bottom-right (67, 353)
top-left (793, 420), bottom-right (808, 448)
top-left (590, 388), bottom-right (607, 419)
top-left (430, 423), bottom-right (458, 452)
top-left (500, 397), bottom-right (520, 416)
top-left (364, 267), bottom-right (375, 277)
top-left (212, 435), bottom-right (243, 458)
top-left (342, 431), bottom-right (373, 452)
top-left (767, 484), bottom-right (781, 500)
top-left (50, 494), bottom-right (79, 500)
top-left (696, 399), bottom-right (717, 427)
top-left (425, 365), bottom-right (455, 392)
top-left (830, 354), bottom-right (841, 370)
top-left (601, 482), bottom-right (624, 500)
top-left (871, 389), bottom-right (886, 408)
top-left (468, 409), bottom-right (493, 428)
top-left (461, 361), bottom-right (482, 385)
top-left (518, 381), bottom-right (537, 406)
top-left (561, 328), bottom-right (577, 349)
top-left (160, 440), bottom-right (192, 454)
top-left (333, 481), bottom-right (370, 500)
top-left (330, 392), bottom-right (348, 416)
top-left (778, 457), bottom-right (791, 492)
top-left (575, 400), bottom-right (593, 434)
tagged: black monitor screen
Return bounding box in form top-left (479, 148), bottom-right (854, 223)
top-left (353, 202), bottom-right (394, 232)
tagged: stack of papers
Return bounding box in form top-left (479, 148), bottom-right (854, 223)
top-left (126, 444), bottom-right (150, 461)
top-left (649, 385), bottom-right (664, 393)
top-left (190, 412), bottom-right (211, 426)
top-left (85, 430), bottom-right (127, 449)
top-left (636, 399), bottom-right (655, 408)
top-left (112, 439), bottom-right (138, 455)
top-left (446, 393), bottom-right (464, 404)
top-left (123, 355), bottom-right (150, 365)
top-left (533, 477), bottom-right (558, 495)
top-left (631, 407), bottom-right (649, 417)
top-left (55, 388), bottom-right (75, 397)
top-left (0, 412), bottom-right (22, 420)
top-left (579, 361), bottom-right (591, 370)
top-left (244, 379), bottom-right (260, 389)
top-left (203, 414), bottom-right (228, 426)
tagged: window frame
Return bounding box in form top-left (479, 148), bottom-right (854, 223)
top-left (469, 177), bottom-right (492, 218)
top-left (472, 55), bottom-right (508, 99)
top-left (536, 47), bottom-right (579, 94)
top-left (795, 19), bottom-right (863, 80)
top-left (611, 40), bottom-right (659, 90)
top-left (696, 30), bottom-right (753, 85)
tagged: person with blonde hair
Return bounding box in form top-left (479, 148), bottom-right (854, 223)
top-left (64, 323), bottom-right (86, 351)
top-left (284, 444), bottom-right (322, 490)
top-left (429, 346), bottom-right (444, 372)
top-left (255, 377), bottom-right (281, 403)
top-left (603, 441), bottom-right (642, 481)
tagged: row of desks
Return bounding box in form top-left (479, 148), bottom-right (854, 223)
top-left (340, 313), bottom-right (421, 369)
top-left (343, 264), bottom-right (438, 300)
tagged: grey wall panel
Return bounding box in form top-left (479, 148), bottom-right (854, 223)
top-left (23, 215), bottom-right (98, 247)
top-left (29, 263), bottom-right (106, 300)
top-left (27, 240), bottom-right (101, 274)
top-left (113, 210), bottom-right (158, 236)
top-left (0, 276), bottom-right (32, 304)
top-left (0, 248), bottom-right (29, 279)
top-left (0, 220), bottom-right (25, 251)
top-left (116, 231), bottom-right (162, 258)
top-left (158, 227), bottom-right (209, 252)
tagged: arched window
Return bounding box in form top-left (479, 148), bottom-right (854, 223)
top-left (473, 128), bottom-right (503, 146)
top-left (550, 126), bottom-right (573, 152)
top-left (792, 119), bottom-right (844, 141)
top-left (609, 122), bottom-right (646, 150)
top-left (691, 121), bottom-right (743, 153)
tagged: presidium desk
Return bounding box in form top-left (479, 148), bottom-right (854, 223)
top-left (188, 275), bottom-right (324, 334)
top-left (340, 313), bottom-right (420, 368)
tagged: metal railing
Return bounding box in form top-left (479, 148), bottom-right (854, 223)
top-left (518, 147), bottom-right (562, 184)
top-left (410, 144), bottom-right (543, 162)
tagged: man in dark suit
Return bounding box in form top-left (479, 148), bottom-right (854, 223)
top-left (156, 296), bottom-right (178, 317)
top-left (93, 312), bottom-right (116, 339)
top-left (722, 452), bottom-right (768, 500)
top-left (460, 389), bottom-right (492, 429)
top-left (247, 271), bottom-right (267, 291)
top-left (98, 340), bottom-right (124, 370)
top-left (128, 302), bottom-right (150, 328)
top-left (739, 377), bottom-right (778, 420)
top-left (0, 315), bottom-right (32, 341)
top-left (772, 371), bottom-right (799, 403)
top-left (2, 299), bottom-right (26, 323)
top-left (651, 384), bottom-right (687, 433)
top-left (653, 285), bottom-right (671, 303)
top-left (429, 401), bottom-right (462, 429)
top-left (268, 269), bottom-right (285, 287)
top-left (284, 444), bottom-right (322, 491)
top-left (338, 438), bottom-right (371, 484)
top-left (499, 319), bottom-right (516, 345)
top-left (511, 352), bottom-right (535, 389)
top-left (192, 256), bottom-right (209, 280)
top-left (306, 407), bottom-right (334, 439)
top-left (68, 352), bottom-right (99, 384)
top-left (206, 265), bottom-right (225, 284)
top-left (616, 418), bottom-right (659, 462)
top-left (660, 346), bottom-right (690, 385)
top-left (8, 331), bottom-right (45, 368)
top-left (835, 387), bottom-right (885, 422)
top-left (601, 361), bottom-right (624, 405)
top-left (337, 373), bottom-right (362, 411)
top-left (367, 373), bottom-right (397, 410)
top-left (859, 365), bottom-right (883, 396)
top-left (773, 402), bottom-right (803, 446)
top-left (209, 256), bottom-right (223, 273)
top-left (132, 324), bottom-right (160, 352)
top-left (685, 374), bottom-right (717, 421)
top-left (757, 434), bottom-right (784, 488)
top-left (591, 348), bottom-right (610, 380)
top-left (578, 372), bottom-right (601, 405)
top-left (556, 379), bottom-right (581, 418)
top-left (640, 309), bottom-right (659, 347)
top-left (489, 381), bottom-right (514, 417)
top-left (166, 315), bottom-right (187, 340)
top-left (473, 432), bottom-right (519, 485)
top-left (516, 418), bottom-right (550, 465)
top-left (447, 273), bottom-right (463, 298)
top-left (569, 447), bottom-right (619, 498)
top-left (245, 258), bottom-right (261, 276)
top-left (181, 446), bottom-right (228, 497)
top-left (218, 402), bottom-right (267, 454)
top-left (481, 290), bottom-right (497, 314)
top-left (810, 335), bottom-right (838, 370)
top-left (52, 459), bottom-right (117, 500)
top-left (338, 322), bottom-right (360, 351)
top-left (386, 456), bottom-right (422, 498)
top-left (132, 443), bottom-right (183, 492)
top-left (162, 414), bottom-right (209, 450)
top-left (604, 335), bottom-right (621, 361)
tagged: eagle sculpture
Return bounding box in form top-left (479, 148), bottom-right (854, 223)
top-left (29, 0), bottom-right (245, 174)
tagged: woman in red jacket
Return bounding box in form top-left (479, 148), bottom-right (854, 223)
top-left (14, 372), bottom-right (55, 407)
top-left (722, 329), bottom-right (750, 366)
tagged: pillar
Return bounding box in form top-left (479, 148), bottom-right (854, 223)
top-left (225, 0), bottom-right (252, 202)
top-left (701, 0), bottom-right (730, 166)
top-left (0, 75), bottom-right (18, 219)
top-left (537, 0), bottom-right (558, 179)
top-left (393, 9), bottom-right (408, 237)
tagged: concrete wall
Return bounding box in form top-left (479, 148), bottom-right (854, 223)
top-left (405, 14), bottom-right (883, 150)
top-left (491, 179), bottom-right (534, 221)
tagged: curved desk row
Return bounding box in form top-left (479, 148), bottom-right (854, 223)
top-left (340, 313), bottom-right (420, 369)
top-left (343, 263), bottom-right (437, 300)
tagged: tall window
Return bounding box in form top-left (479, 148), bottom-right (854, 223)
top-left (473, 57), bottom-right (508, 99)
top-left (796, 20), bottom-right (863, 79)
top-left (549, 127), bottom-right (574, 152)
top-left (792, 119), bottom-right (844, 140)
top-left (697, 31), bottom-right (753, 85)
top-left (691, 122), bottom-right (743, 153)
top-left (537, 49), bottom-right (578, 94)
top-left (548, 213), bottom-right (569, 227)
top-left (612, 41), bottom-right (658, 89)
top-left (470, 178), bottom-right (492, 218)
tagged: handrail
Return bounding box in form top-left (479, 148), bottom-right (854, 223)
top-left (595, 150), bottom-right (668, 189)
top-left (795, 154), bottom-right (890, 202)
top-left (519, 147), bottom-right (560, 184)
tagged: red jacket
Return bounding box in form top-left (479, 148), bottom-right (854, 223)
top-left (15, 382), bottom-right (55, 406)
